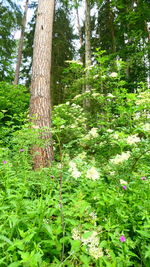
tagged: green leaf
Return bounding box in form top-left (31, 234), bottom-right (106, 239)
top-left (136, 230), bottom-right (150, 238)
top-left (71, 240), bottom-right (81, 252)
top-left (8, 262), bottom-right (21, 267)
top-left (0, 234), bottom-right (13, 245)
top-left (145, 246), bottom-right (150, 258)
top-left (79, 254), bottom-right (90, 266)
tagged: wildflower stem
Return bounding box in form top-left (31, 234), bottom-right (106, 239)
top-left (131, 149), bottom-right (150, 171)
top-left (56, 134), bottom-right (65, 261)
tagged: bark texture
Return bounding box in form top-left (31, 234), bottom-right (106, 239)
top-left (30, 0), bottom-right (54, 169)
top-left (13, 0), bottom-right (29, 85)
top-left (84, 0), bottom-right (92, 108)
top-left (85, 0), bottom-right (91, 70)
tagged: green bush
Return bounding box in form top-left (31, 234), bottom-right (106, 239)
top-left (0, 82), bottom-right (29, 145)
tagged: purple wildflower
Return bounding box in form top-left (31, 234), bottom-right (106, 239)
top-left (3, 161), bottom-right (8, 164)
top-left (141, 176), bottom-right (146, 180)
top-left (122, 185), bottom-right (127, 190)
top-left (20, 149), bottom-right (25, 152)
top-left (120, 235), bottom-right (126, 242)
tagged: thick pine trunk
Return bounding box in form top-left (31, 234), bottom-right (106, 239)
top-left (30, 0), bottom-right (54, 169)
top-left (13, 0), bottom-right (29, 85)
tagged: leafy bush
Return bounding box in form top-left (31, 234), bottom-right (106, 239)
top-left (0, 54), bottom-right (149, 266)
top-left (0, 82), bottom-right (29, 145)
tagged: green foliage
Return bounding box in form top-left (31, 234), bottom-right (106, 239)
top-left (0, 82), bottom-right (29, 145)
top-left (0, 0), bottom-right (22, 82)
top-left (0, 0), bottom-right (150, 264)
top-left (95, 0), bottom-right (150, 90)
top-left (0, 63), bottom-right (149, 265)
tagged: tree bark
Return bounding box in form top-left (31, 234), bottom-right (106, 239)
top-left (30, 0), bottom-right (54, 169)
top-left (13, 0), bottom-right (29, 85)
top-left (107, 0), bottom-right (116, 53)
top-left (75, 3), bottom-right (83, 48)
top-left (84, 0), bottom-right (91, 109)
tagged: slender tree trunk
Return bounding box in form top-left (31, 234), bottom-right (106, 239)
top-left (146, 22), bottom-right (150, 88)
top-left (107, 0), bottom-right (116, 53)
top-left (30, 0), bottom-right (54, 169)
top-left (76, 4), bottom-right (83, 48)
top-left (84, 0), bottom-right (91, 108)
top-left (13, 0), bottom-right (29, 85)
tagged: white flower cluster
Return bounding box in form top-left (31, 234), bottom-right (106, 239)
top-left (86, 167), bottom-right (100, 181)
top-left (112, 132), bottom-right (120, 139)
top-left (65, 60), bottom-right (83, 65)
top-left (89, 212), bottom-right (97, 221)
top-left (106, 129), bottom-right (114, 133)
top-left (107, 93), bottom-right (115, 98)
top-left (120, 179), bottom-right (128, 185)
top-left (89, 128), bottom-right (99, 138)
top-left (68, 161), bottom-right (81, 179)
top-left (83, 128), bottom-right (99, 140)
top-left (93, 74), bottom-right (99, 79)
top-left (136, 91), bottom-right (150, 106)
top-left (142, 123), bottom-right (150, 132)
top-left (72, 229), bottom-right (103, 259)
top-left (72, 228), bottom-right (81, 240)
top-left (92, 92), bottom-right (101, 97)
top-left (126, 134), bottom-right (140, 145)
top-left (109, 171), bottom-right (115, 176)
top-left (89, 246), bottom-right (103, 259)
top-left (109, 72), bottom-right (118, 78)
top-left (74, 93), bottom-right (82, 99)
top-left (110, 151), bottom-right (131, 165)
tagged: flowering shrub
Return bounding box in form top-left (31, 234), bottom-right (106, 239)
top-left (0, 55), bottom-right (149, 266)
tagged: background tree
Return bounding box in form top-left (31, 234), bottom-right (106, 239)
top-left (95, 0), bottom-right (150, 91)
top-left (22, 0), bottom-right (75, 105)
top-left (13, 0), bottom-right (29, 85)
top-left (0, 0), bottom-right (21, 82)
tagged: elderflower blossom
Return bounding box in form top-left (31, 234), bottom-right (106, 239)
top-left (142, 123), bottom-right (150, 132)
top-left (86, 167), bottom-right (100, 180)
top-left (89, 128), bottom-right (99, 138)
top-left (136, 91), bottom-right (150, 106)
top-left (110, 151), bottom-right (131, 165)
top-left (109, 72), bottom-right (118, 78)
top-left (126, 134), bottom-right (140, 145)
top-left (71, 169), bottom-right (81, 179)
top-left (89, 246), bottom-right (103, 259)
top-left (92, 92), bottom-right (100, 97)
top-left (81, 231), bottom-right (99, 247)
top-left (82, 231), bottom-right (103, 259)
top-left (110, 171), bottom-right (115, 176)
top-left (106, 129), bottom-right (113, 133)
top-left (120, 179), bottom-right (128, 185)
top-left (72, 229), bottom-right (103, 259)
top-left (89, 212), bottom-right (97, 221)
top-left (65, 60), bottom-right (83, 65)
top-left (68, 161), bottom-right (81, 179)
top-left (74, 94), bottom-right (82, 99)
top-left (107, 93), bottom-right (115, 98)
top-left (72, 228), bottom-right (81, 240)
top-left (69, 161), bottom-right (77, 170)
top-left (112, 133), bottom-right (119, 139)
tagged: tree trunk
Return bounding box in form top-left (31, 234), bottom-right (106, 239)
top-left (84, 0), bottom-right (91, 109)
top-left (13, 0), bottom-right (29, 85)
top-left (107, 0), bottom-right (116, 53)
top-left (75, 3), bottom-right (83, 49)
top-left (30, 0), bottom-right (54, 169)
